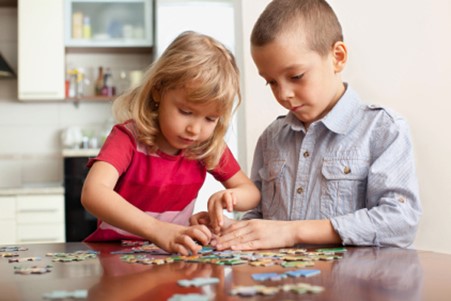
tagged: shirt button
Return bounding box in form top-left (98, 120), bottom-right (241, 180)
top-left (296, 187), bottom-right (304, 194)
top-left (343, 166), bottom-right (351, 174)
top-left (303, 151), bottom-right (310, 158)
top-left (398, 196), bottom-right (406, 203)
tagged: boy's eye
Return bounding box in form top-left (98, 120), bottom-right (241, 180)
top-left (265, 80), bottom-right (276, 86)
top-left (291, 74), bottom-right (304, 80)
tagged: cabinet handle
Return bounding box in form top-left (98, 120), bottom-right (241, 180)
top-left (18, 209), bottom-right (58, 213)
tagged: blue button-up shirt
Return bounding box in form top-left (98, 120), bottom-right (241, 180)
top-left (243, 85), bottom-right (422, 248)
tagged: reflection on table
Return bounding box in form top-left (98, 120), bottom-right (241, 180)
top-left (0, 242), bottom-right (450, 301)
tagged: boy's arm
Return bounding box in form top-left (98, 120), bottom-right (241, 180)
top-left (331, 118), bottom-right (422, 248)
top-left (213, 218), bottom-right (341, 250)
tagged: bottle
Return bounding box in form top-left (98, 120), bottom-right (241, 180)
top-left (83, 16), bottom-right (91, 39)
top-left (102, 68), bottom-right (115, 97)
top-left (72, 12), bottom-right (83, 39)
top-left (76, 68), bottom-right (85, 97)
top-left (95, 66), bottom-right (104, 96)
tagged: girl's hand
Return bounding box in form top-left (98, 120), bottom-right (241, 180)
top-left (207, 190), bottom-right (237, 234)
top-left (153, 222), bottom-right (212, 255)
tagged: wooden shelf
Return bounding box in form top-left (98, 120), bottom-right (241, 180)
top-left (66, 96), bottom-right (115, 103)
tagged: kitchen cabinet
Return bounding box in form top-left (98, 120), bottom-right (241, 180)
top-left (18, 0), bottom-right (65, 100)
top-left (18, 0), bottom-right (153, 102)
top-left (65, 0), bottom-right (153, 48)
top-left (0, 194), bottom-right (65, 244)
top-left (0, 197), bottom-right (16, 244)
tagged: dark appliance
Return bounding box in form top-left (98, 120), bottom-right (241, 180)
top-left (64, 156), bottom-right (97, 242)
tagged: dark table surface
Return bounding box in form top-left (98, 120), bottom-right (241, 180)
top-left (1, 242), bottom-right (450, 301)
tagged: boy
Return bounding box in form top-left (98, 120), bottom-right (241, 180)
top-left (196, 0), bottom-right (422, 250)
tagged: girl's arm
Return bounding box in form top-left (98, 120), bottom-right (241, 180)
top-left (81, 161), bottom-right (211, 255)
top-left (207, 170), bottom-right (261, 233)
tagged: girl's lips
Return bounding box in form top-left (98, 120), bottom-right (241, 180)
top-left (179, 137), bottom-right (195, 144)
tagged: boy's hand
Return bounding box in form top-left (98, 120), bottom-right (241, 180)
top-left (207, 190), bottom-right (237, 234)
top-left (212, 219), bottom-right (295, 251)
top-left (153, 222), bottom-right (212, 256)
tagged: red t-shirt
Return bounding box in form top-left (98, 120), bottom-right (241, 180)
top-left (84, 121), bottom-right (240, 241)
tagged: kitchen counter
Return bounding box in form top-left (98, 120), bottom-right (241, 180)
top-left (62, 148), bottom-right (100, 158)
top-left (0, 183), bottom-right (64, 196)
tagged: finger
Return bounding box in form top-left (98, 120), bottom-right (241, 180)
top-left (223, 192), bottom-right (234, 212)
top-left (189, 225), bottom-right (212, 246)
top-left (178, 235), bottom-right (203, 255)
top-left (173, 243), bottom-right (190, 256)
top-left (189, 215), bottom-right (199, 225)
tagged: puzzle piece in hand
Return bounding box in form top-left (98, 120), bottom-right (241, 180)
top-left (43, 289), bottom-right (88, 299)
top-left (177, 277), bottom-right (220, 287)
top-left (285, 269), bottom-right (321, 278)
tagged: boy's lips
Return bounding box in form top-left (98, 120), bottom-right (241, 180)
top-left (290, 104), bottom-right (304, 112)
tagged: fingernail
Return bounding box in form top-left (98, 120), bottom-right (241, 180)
top-left (210, 239), bottom-right (217, 246)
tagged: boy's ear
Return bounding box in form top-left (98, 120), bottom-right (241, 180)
top-left (332, 41), bottom-right (347, 73)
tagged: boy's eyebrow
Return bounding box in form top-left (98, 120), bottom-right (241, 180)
top-left (259, 64), bottom-right (306, 77)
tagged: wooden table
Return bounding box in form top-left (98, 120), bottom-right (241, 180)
top-left (1, 242), bottom-right (450, 301)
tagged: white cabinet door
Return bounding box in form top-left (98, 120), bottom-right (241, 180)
top-left (0, 196), bottom-right (17, 244)
top-left (18, 0), bottom-right (65, 100)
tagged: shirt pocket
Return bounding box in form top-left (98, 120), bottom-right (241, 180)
top-left (320, 158), bottom-right (369, 217)
top-left (258, 159), bottom-right (286, 217)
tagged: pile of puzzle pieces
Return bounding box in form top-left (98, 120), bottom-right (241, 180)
top-left (119, 245), bottom-right (346, 268)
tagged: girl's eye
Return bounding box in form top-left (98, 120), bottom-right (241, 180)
top-left (179, 108), bottom-right (191, 115)
top-left (206, 116), bottom-right (218, 123)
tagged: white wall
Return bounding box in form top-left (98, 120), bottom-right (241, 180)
top-left (239, 0), bottom-right (451, 254)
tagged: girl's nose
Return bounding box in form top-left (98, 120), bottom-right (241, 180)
top-left (186, 120), bottom-right (201, 135)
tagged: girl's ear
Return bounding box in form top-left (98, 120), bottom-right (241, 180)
top-left (332, 41), bottom-right (347, 73)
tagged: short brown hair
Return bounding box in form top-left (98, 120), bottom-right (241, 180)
top-left (251, 0), bottom-right (343, 56)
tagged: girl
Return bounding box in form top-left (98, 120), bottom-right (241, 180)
top-left (81, 31), bottom-right (261, 255)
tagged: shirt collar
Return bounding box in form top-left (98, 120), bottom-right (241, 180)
top-left (280, 83), bottom-right (361, 134)
top-left (322, 84), bottom-right (361, 134)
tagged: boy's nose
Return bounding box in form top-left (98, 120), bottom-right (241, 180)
top-left (277, 87), bottom-right (295, 108)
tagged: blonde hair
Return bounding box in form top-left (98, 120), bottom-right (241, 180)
top-left (113, 31), bottom-right (240, 170)
top-left (251, 0), bottom-right (343, 57)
